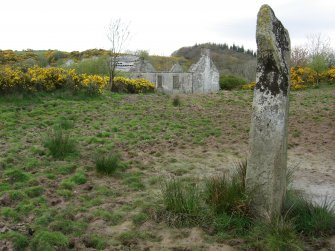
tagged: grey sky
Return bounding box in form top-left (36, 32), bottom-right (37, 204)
top-left (1, 0), bottom-right (334, 55)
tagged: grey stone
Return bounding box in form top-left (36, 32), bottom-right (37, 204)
top-left (245, 4), bottom-right (291, 219)
top-left (189, 49), bottom-right (220, 93)
top-left (114, 48), bottom-right (219, 94)
top-left (115, 55), bottom-right (139, 72)
top-left (170, 63), bottom-right (184, 73)
top-left (130, 59), bottom-right (156, 73)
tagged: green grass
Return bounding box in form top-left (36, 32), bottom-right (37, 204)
top-left (132, 212), bottom-right (148, 226)
top-left (204, 174), bottom-right (248, 215)
top-left (31, 230), bottom-right (69, 251)
top-left (0, 87), bottom-right (334, 250)
top-left (117, 230), bottom-right (160, 246)
top-left (44, 127), bottom-right (77, 159)
top-left (0, 231), bottom-right (29, 250)
top-left (204, 159), bottom-right (248, 215)
top-left (284, 191), bottom-right (335, 236)
top-left (95, 153), bottom-right (125, 175)
top-left (162, 178), bottom-right (201, 215)
top-left (82, 234), bottom-right (108, 250)
top-left (158, 159), bottom-right (334, 250)
top-left (249, 217), bottom-right (303, 251)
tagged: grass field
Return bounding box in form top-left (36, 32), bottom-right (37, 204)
top-left (0, 85), bottom-right (334, 250)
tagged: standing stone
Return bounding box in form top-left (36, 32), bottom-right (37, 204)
top-left (245, 5), bottom-right (291, 219)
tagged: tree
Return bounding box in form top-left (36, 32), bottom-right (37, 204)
top-left (306, 34), bottom-right (333, 84)
top-left (291, 46), bottom-right (309, 67)
top-left (309, 54), bottom-right (328, 84)
top-left (106, 18), bottom-right (130, 90)
top-left (306, 33), bottom-right (331, 58)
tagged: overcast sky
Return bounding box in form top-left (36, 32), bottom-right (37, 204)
top-left (1, 0), bottom-right (334, 55)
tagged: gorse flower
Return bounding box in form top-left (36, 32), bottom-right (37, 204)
top-left (0, 66), bottom-right (156, 95)
top-left (113, 76), bottom-right (155, 93)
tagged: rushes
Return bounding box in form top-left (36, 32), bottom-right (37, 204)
top-left (44, 128), bottom-right (76, 160)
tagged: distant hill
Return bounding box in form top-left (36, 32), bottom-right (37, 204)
top-left (1, 44), bottom-right (257, 81)
top-left (172, 43), bottom-right (257, 81)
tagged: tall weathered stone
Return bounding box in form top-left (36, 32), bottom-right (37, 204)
top-left (245, 5), bottom-right (291, 219)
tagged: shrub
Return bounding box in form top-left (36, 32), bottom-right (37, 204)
top-left (113, 76), bottom-right (155, 93)
top-left (219, 75), bottom-right (247, 90)
top-left (241, 81), bottom-right (256, 90)
top-left (290, 66), bottom-right (318, 90)
top-left (66, 56), bottom-right (110, 76)
top-left (325, 66), bottom-right (335, 84)
top-left (81, 74), bottom-right (109, 95)
top-left (0, 66), bottom-right (30, 93)
top-left (95, 153), bottom-right (124, 175)
top-left (0, 66), bottom-right (107, 95)
top-left (44, 128), bottom-right (76, 160)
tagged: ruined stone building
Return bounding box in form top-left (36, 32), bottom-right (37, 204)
top-left (116, 49), bottom-right (220, 94)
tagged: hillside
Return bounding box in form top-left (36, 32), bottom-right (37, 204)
top-left (172, 43), bottom-right (257, 81)
top-left (1, 43), bottom-right (257, 81)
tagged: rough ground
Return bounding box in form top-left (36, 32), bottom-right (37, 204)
top-left (0, 86), bottom-right (334, 250)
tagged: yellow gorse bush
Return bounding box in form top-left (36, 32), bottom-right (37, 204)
top-left (325, 67), bottom-right (335, 84)
top-left (113, 76), bottom-right (155, 93)
top-left (0, 66), bottom-right (108, 95)
top-left (0, 66), bottom-right (31, 92)
top-left (290, 66), bottom-right (318, 90)
top-left (240, 65), bottom-right (332, 91)
top-left (241, 81), bottom-right (256, 90)
top-left (81, 74), bottom-right (109, 94)
top-left (0, 66), bottom-right (156, 95)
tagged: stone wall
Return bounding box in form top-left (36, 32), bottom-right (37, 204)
top-left (128, 49), bottom-right (219, 94)
top-left (189, 49), bottom-right (220, 93)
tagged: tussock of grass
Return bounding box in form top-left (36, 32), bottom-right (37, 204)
top-left (31, 230), bottom-right (69, 250)
top-left (250, 217), bottom-right (303, 251)
top-left (44, 128), bottom-right (77, 159)
top-left (205, 159), bottom-right (249, 216)
top-left (95, 153), bottom-right (125, 175)
top-left (162, 178), bottom-right (201, 215)
top-left (0, 231), bottom-right (29, 250)
top-left (4, 169), bottom-right (30, 184)
top-left (82, 234), bottom-right (107, 249)
top-left (55, 116), bottom-right (74, 130)
top-left (204, 174), bottom-right (248, 215)
top-left (172, 95), bottom-right (181, 107)
top-left (284, 191), bottom-right (335, 236)
top-left (213, 212), bottom-right (252, 237)
top-left (159, 178), bottom-right (209, 227)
